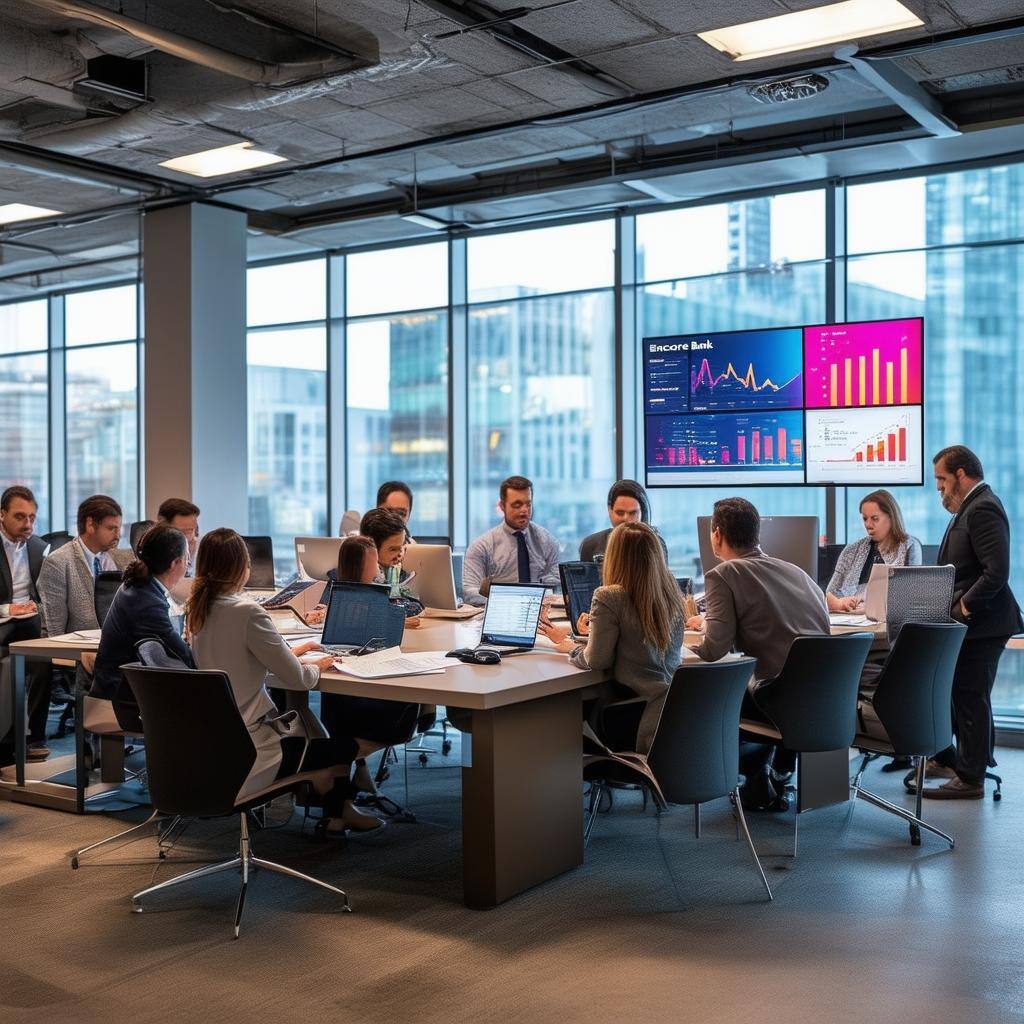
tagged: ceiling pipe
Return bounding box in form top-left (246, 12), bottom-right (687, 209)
top-left (21, 0), bottom-right (377, 85)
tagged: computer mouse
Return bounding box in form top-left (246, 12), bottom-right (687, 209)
top-left (446, 647), bottom-right (475, 660)
top-left (472, 649), bottom-right (501, 665)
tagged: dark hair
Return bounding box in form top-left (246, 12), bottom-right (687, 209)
top-left (376, 481), bottom-right (413, 512)
top-left (1, 485), bottom-right (36, 512)
top-left (123, 525), bottom-right (187, 588)
top-left (933, 445), bottom-right (984, 481)
top-left (157, 497), bottom-right (200, 522)
top-left (359, 508), bottom-right (407, 551)
top-left (185, 528), bottom-right (250, 635)
top-left (337, 536), bottom-right (377, 582)
top-left (500, 475), bottom-right (533, 502)
top-left (606, 479), bottom-right (651, 521)
top-left (77, 494), bottom-right (122, 535)
top-left (711, 497), bottom-right (760, 551)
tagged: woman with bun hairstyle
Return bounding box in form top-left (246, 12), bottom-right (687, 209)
top-left (92, 524), bottom-right (195, 730)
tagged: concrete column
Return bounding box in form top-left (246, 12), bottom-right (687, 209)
top-left (142, 203), bottom-right (248, 531)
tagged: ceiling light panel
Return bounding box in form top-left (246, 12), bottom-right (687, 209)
top-left (158, 142), bottom-right (287, 178)
top-left (698, 0), bottom-right (923, 62)
top-left (0, 203), bottom-right (62, 224)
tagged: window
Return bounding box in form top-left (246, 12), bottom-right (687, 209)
top-left (845, 166), bottom-right (1024, 716)
top-left (0, 353), bottom-right (49, 527)
top-left (468, 220), bottom-right (615, 301)
top-left (346, 243), bottom-right (447, 318)
top-left (468, 289), bottom-right (615, 554)
top-left (0, 299), bottom-right (47, 354)
top-left (65, 343), bottom-right (138, 524)
top-left (247, 258), bottom-right (326, 327)
top-left (247, 326), bottom-right (328, 573)
top-left (65, 284), bottom-right (137, 346)
top-left (346, 313), bottom-right (449, 538)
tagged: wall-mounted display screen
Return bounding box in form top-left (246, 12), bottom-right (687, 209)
top-left (643, 317), bottom-right (923, 488)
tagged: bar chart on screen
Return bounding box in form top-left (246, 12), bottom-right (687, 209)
top-left (646, 409), bottom-right (805, 485)
top-left (805, 319), bottom-right (922, 409)
top-left (805, 405), bottom-right (923, 484)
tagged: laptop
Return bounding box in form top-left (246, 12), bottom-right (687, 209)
top-left (257, 577), bottom-right (327, 625)
top-left (558, 561), bottom-right (603, 640)
top-left (319, 581), bottom-right (406, 656)
top-left (402, 544), bottom-right (481, 618)
top-left (477, 582), bottom-right (547, 655)
top-left (294, 536), bottom-right (344, 581)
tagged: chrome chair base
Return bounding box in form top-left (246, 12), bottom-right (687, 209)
top-left (70, 810), bottom-right (180, 869)
top-left (130, 812), bottom-right (352, 938)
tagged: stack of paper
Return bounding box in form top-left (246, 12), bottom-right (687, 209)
top-left (334, 647), bottom-right (460, 679)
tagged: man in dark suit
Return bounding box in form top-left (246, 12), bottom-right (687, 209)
top-left (921, 446), bottom-right (1023, 799)
top-left (0, 486), bottom-right (53, 762)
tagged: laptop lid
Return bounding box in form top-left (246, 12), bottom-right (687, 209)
top-left (480, 582), bottom-right (547, 649)
top-left (862, 562), bottom-right (890, 623)
top-left (401, 544), bottom-right (458, 610)
top-left (321, 581), bottom-right (405, 649)
top-left (559, 561), bottom-right (602, 637)
top-left (294, 536), bottom-right (344, 581)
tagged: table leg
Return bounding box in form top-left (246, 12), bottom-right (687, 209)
top-left (462, 690), bottom-right (582, 909)
top-left (13, 653), bottom-right (26, 787)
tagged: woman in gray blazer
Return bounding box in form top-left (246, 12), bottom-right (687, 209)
top-left (187, 528), bottom-right (381, 834)
top-left (540, 522), bottom-right (684, 753)
top-left (826, 489), bottom-right (922, 612)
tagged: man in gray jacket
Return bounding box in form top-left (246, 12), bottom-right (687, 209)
top-left (689, 497), bottom-right (830, 807)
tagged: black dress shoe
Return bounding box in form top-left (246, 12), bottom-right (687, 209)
top-left (739, 767), bottom-right (782, 811)
top-left (881, 756), bottom-right (913, 772)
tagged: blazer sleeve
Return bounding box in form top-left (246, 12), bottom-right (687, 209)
top-left (693, 569), bottom-right (737, 663)
top-left (134, 592), bottom-right (195, 668)
top-left (461, 537), bottom-right (488, 607)
top-left (962, 507), bottom-right (1012, 612)
top-left (570, 588), bottom-right (620, 672)
top-left (245, 604), bottom-right (319, 691)
top-left (37, 555), bottom-right (68, 637)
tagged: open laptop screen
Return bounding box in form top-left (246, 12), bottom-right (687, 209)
top-left (480, 583), bottom-right (547, 649)
top-left (559, 561), bottom-right (602, 634)
top-left (321, 582), bottom-right (404, 649)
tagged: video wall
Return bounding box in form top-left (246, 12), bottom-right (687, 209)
top-left (644, 317), bottom-right (923, 487)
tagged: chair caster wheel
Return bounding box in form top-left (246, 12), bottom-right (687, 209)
top-left (442, 740), bottom-right (452, 755)
top-left (418, 753), bottom-right (428, 766)
top-left (158, 850), bottom-right (167, 859)
top-left (70, 856), bottom-right (79, 869)
top-left (909, 825), bottom-right (921, 846)
top-left (993, 791), bottom-right (1001, 802)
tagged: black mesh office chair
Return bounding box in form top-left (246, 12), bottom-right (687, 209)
top-left (41, 530), bottom-right (73, 552)
top-left (851, 622), bottom-right (967, 847)
top-left (129, 519), bottom-right (155, 554)
top-left (883, 565), bottom-right (954, 643)
top-left (241, 535), bottom-right (276, 589)
top-left (124, 663), bottom-right (352, 938)
top-left (740, 632), bottom-right (874, 856)
top-left (584, 657), bottom-right (772, 902)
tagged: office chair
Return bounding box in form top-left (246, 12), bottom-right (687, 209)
top-left (339, 510), bottom-right (362, 536)
top-left (415, 535), bottom-right (452, 548)
top-left (884, 565), bottom-right (954, 643)
top-left (129, 519), bottom-right (155, 554)
top-left (817, 543), bottom-right (845, 589)
top-left (123, 663), bottom-right (352, 938)
top-left (851, 622), bottom-right (967, 847)
top-left (241, 535), bottom-right (276, 589)
top-left (41, 530), bottom-right (73, 552)
top-left (583, 657), bottom-right (772, 901)
top-left (740, 632), bottom-right (874, 857)
top-left (920, 544), bottom-right (941, 566)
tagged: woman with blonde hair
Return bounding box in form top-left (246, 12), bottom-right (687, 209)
top-left (540, 521), bottom-right (684, 752)
top-left (187, 528), bottom-right (382, 833)
top-left (826, 489), bottom-right (922, 612)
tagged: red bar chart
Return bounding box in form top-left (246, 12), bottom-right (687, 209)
top-left (806, 406), bottom-right (921, 484)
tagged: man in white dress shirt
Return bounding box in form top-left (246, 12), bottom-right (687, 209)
top-left (462, 475), bottom-right (561, 607)
top-left (0, 486), bottom-right (52, 761)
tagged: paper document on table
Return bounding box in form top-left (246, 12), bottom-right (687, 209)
top-left (48, 629), bottom-right (103, 643)
top-left (335, 647), bottom-right (461, 679)
top-left (829, 613), bottom-right (871, 626)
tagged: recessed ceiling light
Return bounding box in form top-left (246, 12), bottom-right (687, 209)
top-left (623, 180), bottom-right (678, 203)
top-left (698, 0), bottom-right (923, 62)
top-left (158, 142), bottom-right (287, 178)
top-left (401, 212), bottom-right (452, 230)
top-left (0, 203), bottom-right (62, 225)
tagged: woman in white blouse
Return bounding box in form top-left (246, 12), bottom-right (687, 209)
top-left (186, 528), bottom-right (382, 834)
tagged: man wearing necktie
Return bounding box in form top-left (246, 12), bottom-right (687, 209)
top-left (917, 446), bottom-right (1023, 800)
top-left (462, 475), bottom-right (562, 606)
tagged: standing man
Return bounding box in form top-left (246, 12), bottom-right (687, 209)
top-left (462, 475), bottom-right (561, 607)
top-left (0, 486), bottom-right (52, 761)
top-left (37, 495), bottom-right (134, 638)
top-left (921, 446), bottom-right (1022, 800)
top-left (156, 498), bottom-right (200, 575)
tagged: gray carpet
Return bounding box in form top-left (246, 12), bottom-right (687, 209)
top-left (1, 746), bottom-right (1022, 1024)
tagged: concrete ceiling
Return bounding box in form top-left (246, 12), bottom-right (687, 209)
top-left (0, 0), bottom-right (1023, 296)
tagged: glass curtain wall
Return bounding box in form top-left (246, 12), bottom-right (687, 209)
top-left (845, 165), bottom-right (1024, 713)
top-left (246, 259), bottom-right (329, 573)
top-left (635, 190), bottom-right (829, 573)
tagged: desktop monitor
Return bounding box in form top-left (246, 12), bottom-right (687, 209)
top-left (295, 536), bottom-right (344, 581)
top-left (697, 514), bottom-right (819, 580)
